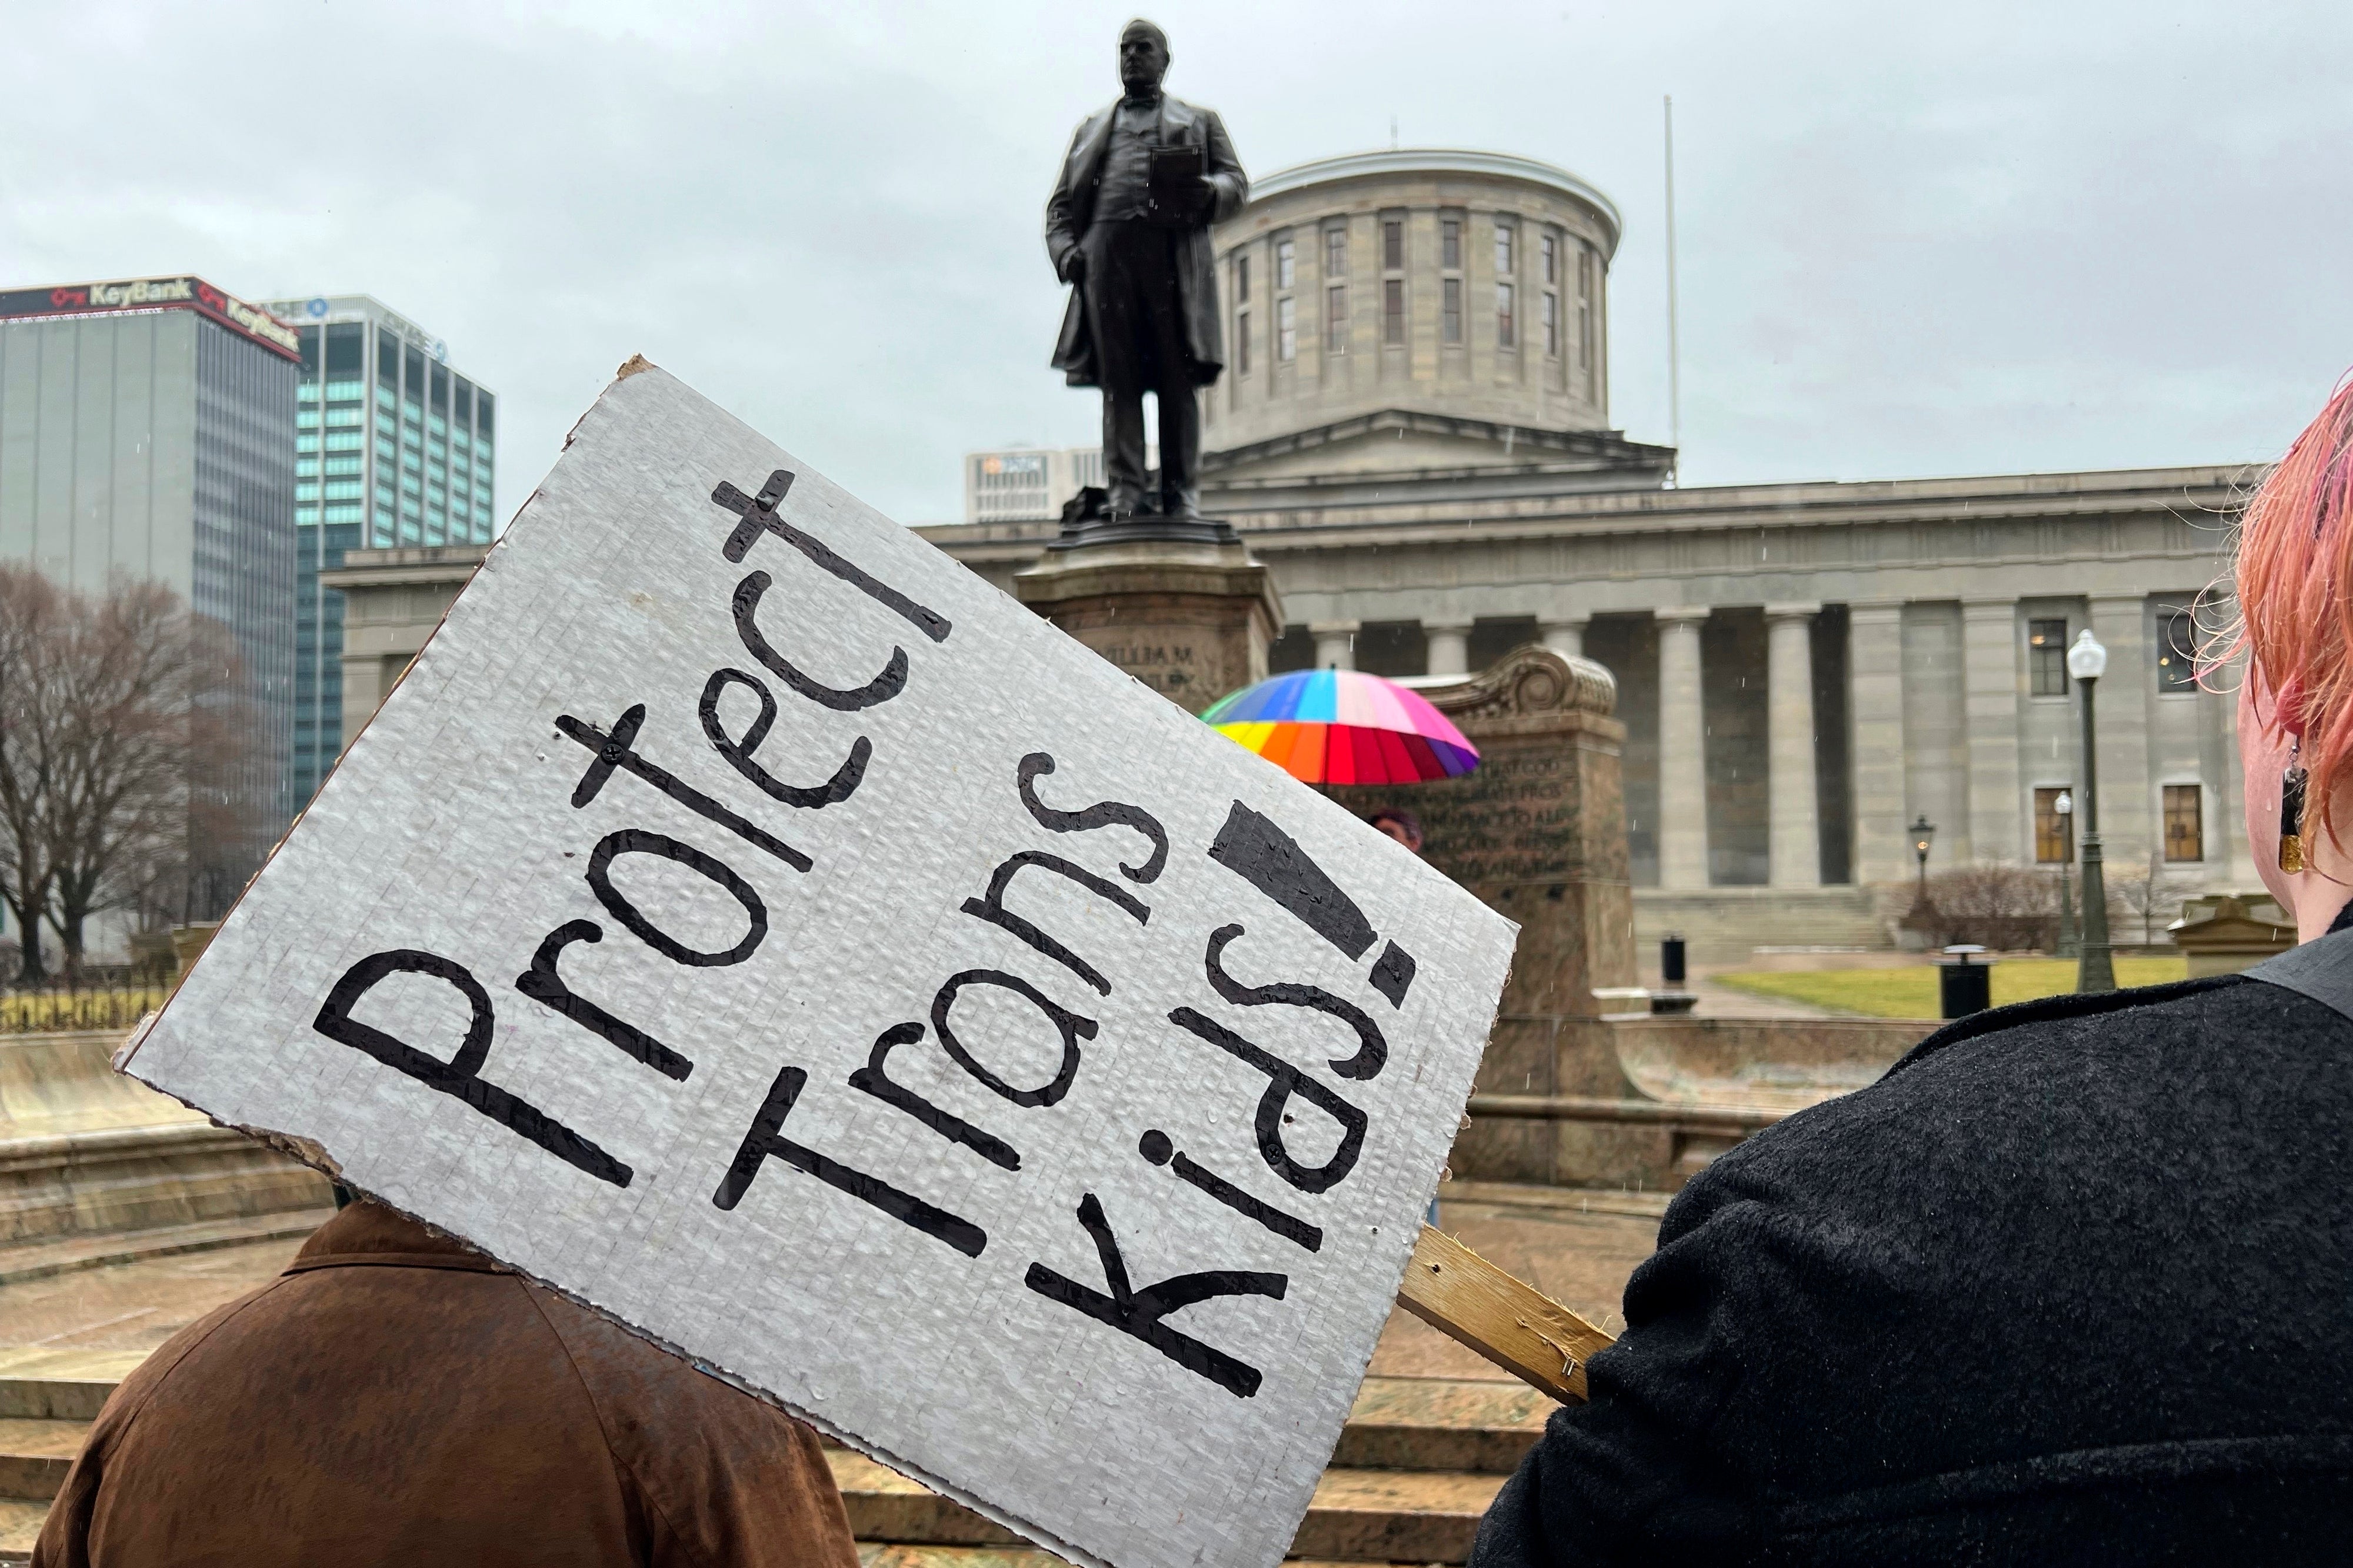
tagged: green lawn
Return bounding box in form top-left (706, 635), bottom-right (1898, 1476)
top-left (1712, 956), bottom-right (2190, 1019)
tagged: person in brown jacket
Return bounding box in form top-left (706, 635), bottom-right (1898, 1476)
top-left (34, 1199), bottom-right (859, 1567)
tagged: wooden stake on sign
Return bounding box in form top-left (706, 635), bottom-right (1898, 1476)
top-left (1397, 1225), bottom-right (1617, 1403)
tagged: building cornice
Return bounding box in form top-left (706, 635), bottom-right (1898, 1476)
top-left (1201, 408), bottom-right (1672, 477)
top-left (918, 463), bottom-right (2258, 566)
top-left (1243, 149), bottom-right (1625, 256)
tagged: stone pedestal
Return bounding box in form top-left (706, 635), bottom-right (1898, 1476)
top-left (1331, 646), bottom-right (1644, 1184)
top-left (1014, 536), bottom-right (1284, 715)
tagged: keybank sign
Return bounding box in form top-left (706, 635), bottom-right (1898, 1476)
top-left (0, 275), bottom-right (301, 361)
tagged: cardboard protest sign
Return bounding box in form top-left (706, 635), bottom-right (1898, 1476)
top-left (123, 364), bottom-right (1517, 1568)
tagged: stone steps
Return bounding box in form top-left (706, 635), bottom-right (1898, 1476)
top-left (0, 1362), bottom-right (1539, 1566)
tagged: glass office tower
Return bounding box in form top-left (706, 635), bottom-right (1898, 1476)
top-left (264, 295), bottom-right (496, 808)
top-left (0, 276), bottom-right (301, 913)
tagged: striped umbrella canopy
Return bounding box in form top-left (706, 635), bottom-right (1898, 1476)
top-left (1201, 668), bottom-right (1479, 786)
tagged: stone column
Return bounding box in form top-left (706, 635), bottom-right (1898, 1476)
top-left (1539, 616), bottom-right (1587, 659)
top-left (1310, 620), bottom-right (1359, 670)
top-left (2088, 594), bottom-right (2155, 869)
top-left (1847, 602), bottom-right (1909, 885)
top-left (1656, 607), bottom-right (1711, 889)
top-left (1961, 599), bottom-right (2025, 863)
top-left (1424, 620), bottom-right (1473, 678)
top-left (1766, 603), bottom-right (1822, 888)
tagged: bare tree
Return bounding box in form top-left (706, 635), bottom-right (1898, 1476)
top-left (0, 566), bottom-right (66, 981)
top-left (0, 564), bottom-right (264, 981)
top-left (2110, 852), bottom-right (2201, 948)
top-left (48, 581), bottom-right (256, 971)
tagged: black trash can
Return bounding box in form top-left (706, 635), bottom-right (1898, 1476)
top-left (1661, 934), bottom-right (1688, 987)
top-left (1939, 944), bottom-right (1991, 1019)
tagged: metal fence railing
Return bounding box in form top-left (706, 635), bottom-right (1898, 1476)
top-left (0, 979), bottom-right (174, 1036)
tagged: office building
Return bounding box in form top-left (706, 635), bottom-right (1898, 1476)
top-left (0, 274), bottom-right (301, 908)
top-left (962, 445), bottom-right (1107, 524)
top-left (259, 295), bottom-right (496, 806)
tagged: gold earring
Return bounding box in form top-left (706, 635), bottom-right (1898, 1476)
top-left (2280, 738), bottom-right (2309, 874)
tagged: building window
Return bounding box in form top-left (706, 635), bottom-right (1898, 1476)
top-left (1325, 226), bottom-right (1347, 278)
top-left (1496, 282), bottom-right (1516, 348)
top-left (1543, 292), bottom-right (1559, 356)
top-left (1276, 238), bottom-right (1295, 290)
top-left (1277, 295), bottom-right (1297, 362)
top-left (2034, 788), bottom-right (2075, 863)
top-left (1236, 254), bottom-right (1251, 303)
top-left (1235, 305), bottom-right (1251, 374)
top-left (1326, 285), bottom-right (1347, 353)
top-left (1382, 218), bottom-right (1403, 271)
top-left (295, 434), bottom-right (320, 453)
top-left (1442, 278), bottom-right (1462, 344)
top-left (2157, 609), bottom-right (2199, 692)
top-left (1384, 279), bottom-right (1405, 345)
top-left (1441, 218), bottom-right (1461, 271)
top-left (296, 458), bottom-right (321, 478)
top-left (1495, 221), bottom-right (1515, 277)
top-left (1542, 231), bottom-right (1558, 285)
top-left (2164, 785), bottom-right (2204, 861)
top-left (2028, 618), bottom-right (2070, 697)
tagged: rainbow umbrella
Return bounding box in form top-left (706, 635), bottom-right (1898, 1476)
top-left (1202, 669), bottom-right (1479, 785)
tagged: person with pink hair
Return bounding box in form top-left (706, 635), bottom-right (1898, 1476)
top-left (1469, 382), bottom-right (2353, 1563)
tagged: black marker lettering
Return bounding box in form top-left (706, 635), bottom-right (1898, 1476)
top-left (732, 570), bottom-right (907, 712)
top-left (314, 950), bottom-right (630, 1187)
top-left (959, 852), bottom-right (1148, 996)
top-left (585, 829), bottom-right (768, 968)
top-left (556, 705), bottom-right (812, 873)
top-left (711, 470), bottom-right (952, 643)
top-left (514, 919), bottom-right (693, 1082)
top-left (698, 668), bottom-right (869, 808)
top-left (1207, 800), bottom-right (1377, 959)
top-left (1139, 1130), bottom-right (1322, 1252)
top-left (1024, 1193), bottom-right (1285, 1399)
top-left (1016, 753), bottom-right (1168, 883)
top-left (1168, 1006), bottom-right (1368, 1195)
top-left (1203, 923), bottom-right (1387, 1082)
top-left (931, 969), bottom-right (1096, 1108)
top-left (848, 1021), bottom-right (1022, 1170)
top-left (714, 1062), bottom-right (985, 1256)
top-left (1368, 940), bottom-right (1417, 1009)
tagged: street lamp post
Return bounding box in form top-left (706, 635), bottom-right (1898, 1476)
top-left (2054, 790), bottom-right (2076, 956)
top-left (2068, 630), bottom-right (2115, 992)
top-left (1908, 814), bottom-right (1936, 912)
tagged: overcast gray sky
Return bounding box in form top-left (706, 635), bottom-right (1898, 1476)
top-left (4, 1), bottom-right (2348, 522)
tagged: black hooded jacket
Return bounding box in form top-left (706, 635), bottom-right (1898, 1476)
top-left (1471, 919), bottom-right (2353, 1564)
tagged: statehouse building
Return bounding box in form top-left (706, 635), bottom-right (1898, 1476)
top-left (924, 150), bottom-right (2257, 955)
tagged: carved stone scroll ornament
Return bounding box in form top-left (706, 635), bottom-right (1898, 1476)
top-left (1419, 645), bottom-right (1617, 724)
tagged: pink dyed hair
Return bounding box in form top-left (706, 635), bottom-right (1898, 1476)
top-left (2226, 373), bottom-right (2353, 850)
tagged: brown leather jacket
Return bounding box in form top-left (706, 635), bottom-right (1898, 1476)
top-left (35, 1201), bottom-right (858, 1567)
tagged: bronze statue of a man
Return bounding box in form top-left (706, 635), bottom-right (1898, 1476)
top-left (1045, 19), bottom-right (1247, 523)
